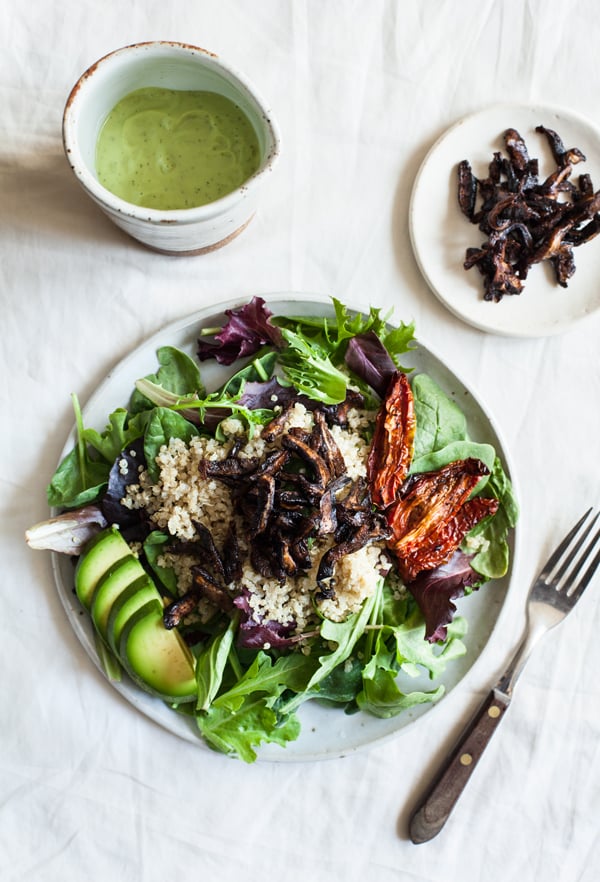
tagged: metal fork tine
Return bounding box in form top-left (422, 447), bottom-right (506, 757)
top-left (539, 508), bottom-right (592, 582)
top-left (553, 513), bottom-right (600, 587)
top-left (568, 528), bottom-right (600, 601)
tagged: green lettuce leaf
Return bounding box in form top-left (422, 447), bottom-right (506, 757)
top-left (412, 373), bottom-right (469, 460)
top-left (143, 407), bottom-right (199, 481)
top-left (467, 456), bottom-right (519, 579)
top-left (130, 345), bottom-right (205, 413)
top-left (196, 695), bottom-right (301, 763)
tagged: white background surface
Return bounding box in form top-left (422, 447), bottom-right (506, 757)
top-left (2, 2), bottom-right (600, 880)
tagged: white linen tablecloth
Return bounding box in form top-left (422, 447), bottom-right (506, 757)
top-left (2, 2), bottom-right (600, 880)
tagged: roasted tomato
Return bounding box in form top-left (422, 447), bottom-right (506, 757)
top-left (367, 371), bottom-right (415, 509)
top-left (386, 459), bottom-right (499, 581)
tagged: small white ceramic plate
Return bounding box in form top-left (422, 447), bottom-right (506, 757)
top-left (51, 294), bottom-right (518, 761)
top-left (409, 104), bottom-right (600, 337)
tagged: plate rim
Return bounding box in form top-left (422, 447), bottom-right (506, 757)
top-left (49, 291), bottom-right (521, 762)
top-left (409, 101), bottom-right (600, 337)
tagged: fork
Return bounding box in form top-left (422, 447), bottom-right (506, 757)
top-left (409, 508), bottom-right (600, 844)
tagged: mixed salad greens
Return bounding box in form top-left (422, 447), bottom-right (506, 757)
top-left (31, 297), bottom-right (518, 762)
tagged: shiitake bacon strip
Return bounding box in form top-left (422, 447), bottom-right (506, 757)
top-left (457, 159), bottom-right (477, 221)
top-left (316, 517), bottom-right (391, 599)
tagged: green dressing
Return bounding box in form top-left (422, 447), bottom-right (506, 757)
top-left (95, 87), bottom-right (261, 210)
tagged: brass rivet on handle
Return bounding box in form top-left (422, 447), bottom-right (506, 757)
top-left (460, 753), bottom-right (472, 766)
top-left (488, 706), bottom-right (501, 719)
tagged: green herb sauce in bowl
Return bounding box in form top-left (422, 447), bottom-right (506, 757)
top-left (96, 87), bottom-right (261, 211)
top-left (62, 42), bottom-right (280, 254)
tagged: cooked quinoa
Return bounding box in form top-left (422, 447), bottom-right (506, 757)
top-left (123, 404), bottom-right (389, 636)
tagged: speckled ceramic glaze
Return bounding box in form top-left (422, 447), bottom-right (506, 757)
top-left (62, 42), bottom-right (280, 254)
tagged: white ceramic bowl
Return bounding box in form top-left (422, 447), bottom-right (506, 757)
top-left (62, 41), bottom-right (281, 255)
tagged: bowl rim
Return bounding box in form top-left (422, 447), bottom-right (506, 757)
top-left (62, 40), bottom-right (281, 225)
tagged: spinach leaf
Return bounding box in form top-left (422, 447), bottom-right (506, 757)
top-left (412, 373), bottom-right (468, 460)
top-left (314, 656), bottom-right (364, 706)
top-left (130, 345), bottom-right (205, 413)
top-left (47, 395), bottom-right (111, 509)
top-left (217, 350), bottom-right (278, 397)
top-left (142, 530), bottom-right (178, 594)
top-left (467, 456), bottom-right (519, 579)
top-left (411, 439), bottom-right (496, 477)
top-left (46, 446), bottom-right (110, 509)
top-left (143, 407), bottom-right (200, 481)
top-left (47, 399), bottom-right (151, 509)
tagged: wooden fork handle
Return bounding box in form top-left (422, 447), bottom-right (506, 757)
top-left (408, 687), bottom-right (511, 844)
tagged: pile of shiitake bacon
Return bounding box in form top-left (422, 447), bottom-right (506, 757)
top-left (457, 125), bottom-right (600, 301)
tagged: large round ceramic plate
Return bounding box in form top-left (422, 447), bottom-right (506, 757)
top-left (51, 293), bottom-right (518, 761)
top-left (409, 104), bottom-right (600, 337)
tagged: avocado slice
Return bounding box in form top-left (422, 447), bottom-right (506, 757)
top-left (74, 526), bottom-right (131, 609)
top-left (91, 555), bottom-right (147, 643)
top-left (106, 576), bottom-right (163, 656)
top-left (119, 601), bottom-right (197, 703)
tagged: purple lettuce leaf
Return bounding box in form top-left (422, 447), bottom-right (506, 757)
top-left (25, 504), bottom-right (108, 555)
top-left (233, 592), bottom-right (297, 649)
top-left (407, 551), bottom-right (483, 643)
top-left (198, 378), bottom-right (309, 433)
top-left (197, 297), bottom-right (284, 366)
top-left (101, 439), bottom-right (151, 541)
top-left (344, 331), bottom-right (397, 398)
top-left (238, 377), bottom-right (313, 412)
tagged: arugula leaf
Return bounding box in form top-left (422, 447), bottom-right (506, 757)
top-left (286, 583), bottom-right (381, 707)
top-left (276, 299), bottom-right (414, 367)
top-left (330, 297), bottom-right (391, 346)
top-left (382, 322), bottom-right (417, 368)
top-left (135, 380), bottom-right (275, 437)
top-left (357, 669), bottom-right (444, 718)
top-left (214, 651), bottom-right (315, 712)
top-left (355, 589), bottom-right (464, 717)
top-left (83, 408), bottom-right (145, 463)
top-left (196, 617), bottom-right (238, 712)
top-left (196, 695), bottom-right (301, 763)
top-left (391, 608), bottom-right (468, 679)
